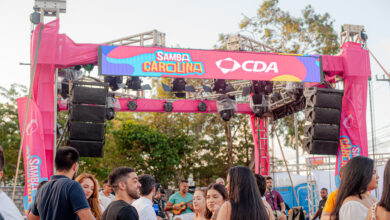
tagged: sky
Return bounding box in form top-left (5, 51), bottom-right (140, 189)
top-left (0, 0), bottom-right (389, 162)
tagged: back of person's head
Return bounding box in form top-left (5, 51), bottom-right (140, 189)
top-left (331, 156), bottom-right (374, 220)
top-left (37, 181), bottom-right (48, 190)
top-left (108, 167), bottom-right (135, 192)
top-left (159, 188), bottom-right (165, 194)
top-left (207, 183), bottom-right (228, 200)
top-left (254, 174), bottom-right (267, 196)
top-left (139, 174), bottom-right (155, 196)
top-left (380, 159), bottom-right (390, 211)
top-left (228, 166), bottom-right (268, 220)
top-left (55, 146), bottom-right (80, 171)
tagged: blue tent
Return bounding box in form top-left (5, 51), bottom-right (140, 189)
top-left (271, 172), bottom-right (316, 215)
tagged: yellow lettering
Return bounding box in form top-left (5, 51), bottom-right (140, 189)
top-left (158, 62), bottom-right (166, 72)
top-left (150, 61), bottom-right (158, 72)
top-left (142, 61), bottom-right (151, 72)
top-left (193, 63), bottom-right (203, 73)
top-left (166, 63), bottom-right (176, 73)
top-left (177, 62), bottom-right (185, 73)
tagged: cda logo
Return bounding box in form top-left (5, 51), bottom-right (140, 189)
top-left (215, 58), bottom-right (278, 74)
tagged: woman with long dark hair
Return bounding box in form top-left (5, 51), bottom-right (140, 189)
top-left (331, 156), bottom-right (379, 220)
top-left (207, 184), bottom-right (227, 219)
top-left (216, 166), bottom-right (268, 220)
top-left (254, 174), bottom-right (275, 220)
top-left (76, 173), bottom-right (103, 220)
top-left (366, 159), bottom-right (390, 220)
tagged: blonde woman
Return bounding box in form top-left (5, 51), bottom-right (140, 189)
top-left (193, 188), bottom-right (211, 220)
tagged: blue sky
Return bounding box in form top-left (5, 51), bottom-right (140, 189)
top-left (1, 0), bottom-right (389, 157)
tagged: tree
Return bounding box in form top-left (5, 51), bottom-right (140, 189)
top-left (112, 119), bottom-right (193, 186)
top-left (0, 84), bottom-right (27, 185)
top-left (217, 0), bottom-right (340, 150)
top-left (238, 0), bottom-right (339, 55)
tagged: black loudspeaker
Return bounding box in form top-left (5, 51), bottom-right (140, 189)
top-left (69, 122), bottom-right (105, 141)
top-left (71, 82), bottom-right (107, 105)
top-left (304, 124), bottom-right (340, 141)
top-left (67, 140), bottom-right (104, 157)
top-left (305, 108), bottom-right (341, 124)
top-left (303, 138), bottom-right (339, 155)
top-left (305, 87), bottom-right (343, 109)
top-left (303, 87), bottom-right (344, 155)
top-left (70, 104), bottom-right (106, 123)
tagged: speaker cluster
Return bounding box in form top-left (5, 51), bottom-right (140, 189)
top-left (303, 87), bottom-right (344, 155)
top-left (67, 81), bottom-right (109, 157)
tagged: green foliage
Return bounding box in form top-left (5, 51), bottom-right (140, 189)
top-left (0, 84), bottom-right (27, 185)
top-left (238, 0), bottom-right (339, 54)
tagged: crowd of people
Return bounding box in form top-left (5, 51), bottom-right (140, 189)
top-left (1, 146), bottom-right (390, 219)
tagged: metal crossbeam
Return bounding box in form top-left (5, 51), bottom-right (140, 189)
top-left (101, 30), bottom-right (166, 47)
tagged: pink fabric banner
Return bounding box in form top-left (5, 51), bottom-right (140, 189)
top-left (16, 97), bottom-right (49, 213)
top-left (31, 19), bottom-right (59, 177)
top-left (335, 42), bottom-right (371, 185)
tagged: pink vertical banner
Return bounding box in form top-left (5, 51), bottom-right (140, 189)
top-left (31, 19), bottom-right (59, 177)
top-left (335, 42), bottom-right (371, 186)
top-left (16, 97), bottom-right (49, 213)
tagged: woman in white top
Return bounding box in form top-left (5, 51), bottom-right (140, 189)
top-left (331, 156), bottom-right (379, 220)
top-left (366, 159), bottom-right (390, 220)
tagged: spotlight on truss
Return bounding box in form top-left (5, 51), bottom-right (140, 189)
top-left (161, 79), bottom-right (196, 98)
top-left (216, 94), bottom-right (236, 121)
top-left (212, 79), bottom-right (235, 94)
top-left (104, 76), bottom-right (125, 91)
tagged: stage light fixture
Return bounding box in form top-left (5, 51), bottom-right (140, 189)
top-left (250, 94), bottom-right (269, 117)
top-left (30, 12), bottom-right (41, 24)
top-left (198, 102), bottom-right (207, 112)
top-left (104, 76), bottom-right (124, 91)
top-left (251, 81), bottom-right (273, 95)
top-left (216, 94), bottom-right (236, 121)
top-left (163, 102), bottom-right (173, 112)
top-left (106, 94), bottom-right (117, 120)
top-left (213, 79), bottom-right (227, 94)
top-left (126, 76), bottom-right (142, 90)
top-left (172, 78), bottom-right (186, 91)
top-left (127, 101), bottom-right (137, 111)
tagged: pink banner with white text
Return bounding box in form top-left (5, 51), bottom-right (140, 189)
top-left (99, 45), bottom-right (322, 82)
top-left (17, 97), bottom-right (49, 213)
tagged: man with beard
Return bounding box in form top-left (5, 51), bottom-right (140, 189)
top-left (28, 146), bottom-right (95, 220)
top-left (165, 180), bottom-right (194, 220)
top-left (102, 167), bottom-right (141, 220)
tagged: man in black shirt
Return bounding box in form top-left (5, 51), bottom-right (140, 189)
top-left (311, 188), bottom-right (328, 220)
top-left (102, 167), bottom-right (141, 220)
top-left (28, 146), bottom-right (95, 220)
top-left (153, 188), bottom-right (169, 219)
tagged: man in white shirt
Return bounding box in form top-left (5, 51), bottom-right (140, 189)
top-left (99, 179), bottom-right (115, 209)
top-left (133, 174), bottom-right (160, 220)
top-left (0, 146), bottom-right (23, 220)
